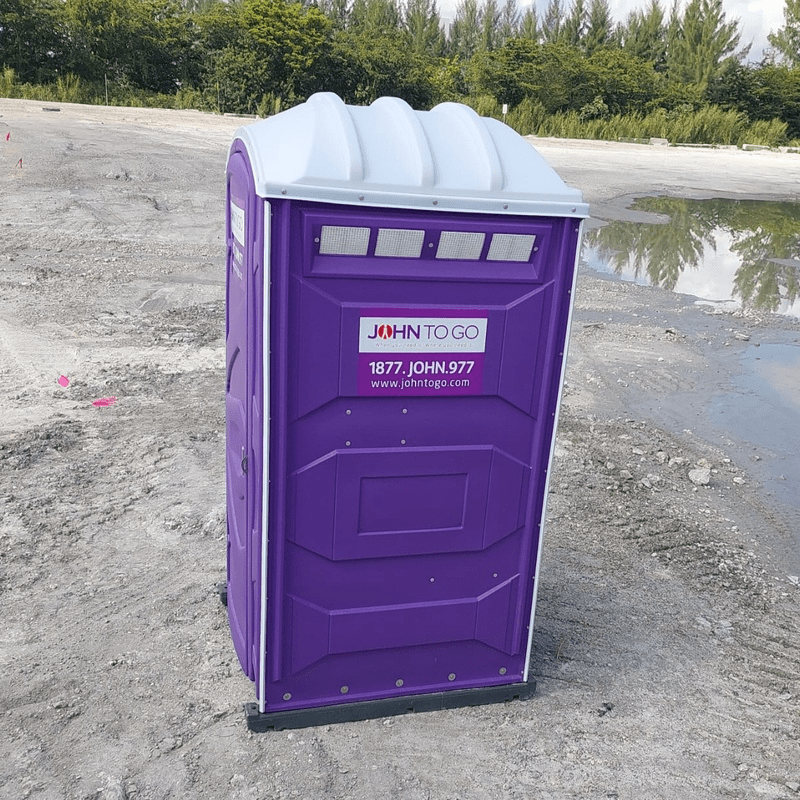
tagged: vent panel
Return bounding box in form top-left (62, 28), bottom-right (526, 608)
top-left (375, 228), bottom-right (425, 258)
top-left (436, 231), bottom-right (485, 260)
top-left (319, 225), bottom-right (371, 256)
top-left (487, 233), bottom-right (536, 262)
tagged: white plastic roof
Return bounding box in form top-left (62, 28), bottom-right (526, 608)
top-left (232, 92), bottom-right (588, 218)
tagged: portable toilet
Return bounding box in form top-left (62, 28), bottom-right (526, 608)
top-left (225, 92), bottom-right (588, 731)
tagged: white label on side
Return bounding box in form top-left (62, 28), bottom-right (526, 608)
top-left (230, 200), bottom-right (245, 246)
top-left (359, 317), bottom-right (487, 353)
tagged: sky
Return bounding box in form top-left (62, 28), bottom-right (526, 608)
top-left (438, 0), bottom-right (787, 62)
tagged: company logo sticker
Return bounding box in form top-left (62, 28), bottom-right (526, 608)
top-left (359, 317), bottom-right (487, 353)
top-left (357, 311), bottom-right (488, 397)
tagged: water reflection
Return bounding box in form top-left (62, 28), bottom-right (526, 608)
top-left (586, 198), bottom-right (800, 317)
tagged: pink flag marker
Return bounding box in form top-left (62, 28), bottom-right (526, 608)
top-left (92, 396), bottom-right (117, 407)
top-left (58, 375), bottom-right (70, 387)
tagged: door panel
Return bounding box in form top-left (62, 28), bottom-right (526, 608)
top-left (263, 202), bottom-right (577, 709)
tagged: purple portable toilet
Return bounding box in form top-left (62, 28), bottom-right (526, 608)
top-left (225, 93), bottom-right (588, 731)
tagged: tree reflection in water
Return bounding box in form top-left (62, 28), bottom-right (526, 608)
top-left (586, 198), bottom-right (800, 314)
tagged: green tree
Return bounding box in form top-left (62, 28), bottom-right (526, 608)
top-left (666, 0), bottom-right (745, 91)
top-left (518, 6), bottom-right (539, 41)
top-left (479, 0), bottom-right (501, 51)
top-left (198, 0), bottom-right (331, 112)
top-left (328, 26), bottom-right (439, 105)
top-left (350, 0), bottom-right (401, 32)
top-left (62, 0), bottom-right (198, 93)
top-left (178, 0), bottom-right (216, 10)
top-left (560, 0), bottom-right (586, 47)
top-left (195, 0), bottom-right (245, 52)
top-left (768, 0), bottom-right (800, 66)
top-left (619, 0), bottom-right (667, 68)
top-left (0, 0), bottom-right (64, 83)
top-left (468, 39), bottom-right (593, 111)
top-left (584, 46), bottom-right (659, 113)
top-left (449, 0), bottom-right (481, 58)
top-left (541, 0), bottom-right (564, 43)
top-left (708, 61), bottom-right (800, 139)
top-left (582, 0), bottom-right (614, 54)
top-left (403, 0), bottom-right (445, 56)
top-left (497, 0), bottom-right (521, 46)
top-left (240, 0), bottom-right (331, 98)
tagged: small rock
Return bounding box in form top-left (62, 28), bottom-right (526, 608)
top-left (98, 775), bottom-right (127, 800)
top-left (158, 736), bottom-right (181, 753)
top-left (597, 701), bottom-right (614, 716)
top-left (786, 782), bottom-right (800, 793)
top-left (713, 620), bottom-right (733, 638)
top-left (619, 469), bottom-right (633, 480)
top-left (689, 467), bottom-right (711, 486)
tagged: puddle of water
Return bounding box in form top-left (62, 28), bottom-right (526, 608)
top-left (750, 342), bottom-right (800, 415)
top-left (710, 342), bottom-right (800, 570)
top-left (585, 198), bottom-right (800, 318)
top-left (585, 198), bottom-right (800, 571)
top-left (710, 343), bottom-right (800, 490)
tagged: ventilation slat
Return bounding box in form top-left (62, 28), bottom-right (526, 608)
top-left (436, 231), bottom-right (485, 260)
top-left (375, 229), bottom-right (425, 258)
top-left (319, 225), bottom-right (371, 255)
top-left (487, 233), bottom-right (536, 262)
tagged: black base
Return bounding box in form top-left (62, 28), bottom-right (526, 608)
top-left (244, 680), bottom-right (536, 731)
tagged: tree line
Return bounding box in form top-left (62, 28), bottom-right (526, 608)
top-left (2, 0), bottom-right (800, 145)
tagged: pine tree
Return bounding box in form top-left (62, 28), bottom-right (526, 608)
top-left (768, 0), bottom-right (800, 66)
top-left (497, 0), bottom-right (521, 46)
top-left (620, 0), bottom-right (667, 67)
top-left (350, 0), bottom-right (401, 33)
top-left (518, 4), bottom-right (539, 41)
top-left (541, 0), bottom-right (564, 43)
top-left (582, 0), bottom-right (613, 54)
top-left (560, 0), bottom-right (586, 46)
top-left (404, 0), bottom-right (444, 55)
top-left (667, 0), bottom-right (745, 89)
top-left (479, 0), bottom-right (501, 50)
top-left (449, 0), bottom-right (481, 57)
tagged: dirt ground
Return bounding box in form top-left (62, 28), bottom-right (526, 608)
top-left (1, 98), bottom-right (799, 800)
